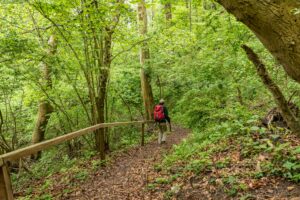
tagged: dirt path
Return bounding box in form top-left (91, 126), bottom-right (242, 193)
top-left (66, 126), bottom-right (189, 200)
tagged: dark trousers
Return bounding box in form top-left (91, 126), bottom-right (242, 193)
top-left (165, 116), bottom-right (171, 131)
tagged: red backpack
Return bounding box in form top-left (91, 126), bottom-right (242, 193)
top-left (154, 105), bottom-right (165, 121)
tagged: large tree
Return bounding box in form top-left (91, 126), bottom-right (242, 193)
top-left (29, 0), bottom-right (124, 160)
top-left (138, 0), bottom-right (154, 120)
top-left (217, 0), bottom-right (300, 83)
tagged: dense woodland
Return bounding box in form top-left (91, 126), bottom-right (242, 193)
top-left (1, 0), bottom-right (300, 199)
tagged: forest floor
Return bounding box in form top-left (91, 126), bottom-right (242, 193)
top-left (16, 125), bottom-right (300, 200)
top-left (64, 126), bottom-right (189, 200)
top-left (16, 125), bottom-right (189, 199)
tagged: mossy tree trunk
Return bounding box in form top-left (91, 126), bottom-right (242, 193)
top-left (93, 1), bottom-right (123, 159)
top-left (31, 35), bottom-right (57, 159)
top-left (138, 0), bottom-right (154, 120)
top-left (242, 45), bottom-right (300, 135)
top-left (95, 29), bottom-right (113, 159)
top-left (164, 1), bottom-right (172, 23)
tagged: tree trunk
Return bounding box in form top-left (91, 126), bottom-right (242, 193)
top-left (157, 76), bottom-right (163, 99)
top-left (105, 88), bottom-right (110, 152)
top-left (189, 0), bottom-right (192, 32)
top-left (138, 0), bottom-right (154, 120)
top-left (242, 45), bottom-right (300, 135)
top-left (164, 2), bottom-right (172, 23)
top-left (140, 68), bottom-right (154, 120)
top-left (92, 0), bottom-right (123, 160)
top-left (95, 98), bottom-right (106, 160)
top-left (237, 86), bottom-right (244, 106)
top-left (217, 0), bottom-right (300, 83)
top-left (95, 29), bottom-right (113, 160)
top-left (31, 35), bottom-right (56, 159)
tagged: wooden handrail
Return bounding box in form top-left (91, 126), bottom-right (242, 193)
top-left (0, 120), bottom-right (153, 165)
top-left (0, 120), bottom-right (154, 200)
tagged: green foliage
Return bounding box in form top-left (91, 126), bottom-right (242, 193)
top-left (164, 104), bottom-right (250, 164)
top-left (238, 127), bottom-right (300, 182)
top-left (74, 170), bottom-right (89, 181)
top-left (1, 0), bottom-right (300, 198)
top-left (154, 177), bottom-right (170, 184)
top-left (223, 176), bottom-right (241, 196)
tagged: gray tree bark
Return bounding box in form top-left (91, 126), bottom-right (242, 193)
top-left (217, 0), bottom-right (300, 83)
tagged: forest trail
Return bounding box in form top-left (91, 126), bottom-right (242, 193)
top-left (64, 126), bottom-right (190, 200)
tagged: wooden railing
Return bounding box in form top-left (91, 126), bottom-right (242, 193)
top-left (0, 120), bottom-right (154, 200)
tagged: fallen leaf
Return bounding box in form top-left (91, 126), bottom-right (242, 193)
top-left (267, 189), bottom-right (274, 193)
top-left (287, 186), bottom-right (295, 191)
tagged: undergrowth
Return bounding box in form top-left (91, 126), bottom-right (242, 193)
top-left (14, 127), bottom-right (154, 199)
top-left (156, 104), bottom-right (300, 198)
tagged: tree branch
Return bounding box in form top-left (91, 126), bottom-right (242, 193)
top-left (242, 44), bottom-right (300, 135)
top-left (112, 38), bottom-right (151, 61)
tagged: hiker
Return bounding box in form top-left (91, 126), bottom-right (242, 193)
top-left (154, 99), bottom-right (171, 144)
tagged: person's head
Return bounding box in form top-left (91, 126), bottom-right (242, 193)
top-left (159, 99), bottom-right (165, 105)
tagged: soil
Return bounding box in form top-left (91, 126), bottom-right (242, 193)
top-left (64, 126), bottom-right (189, 200)
top-left (15, 125), bottom-right (300, 200)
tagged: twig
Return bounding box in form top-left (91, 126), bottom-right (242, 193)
top-left (112, 38), bottom-right (151, 61)
top-left (288, 90), bottom-right (298, 103)
top-left (0, 109), bottom-right (3, 133)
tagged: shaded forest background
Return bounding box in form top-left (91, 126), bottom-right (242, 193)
top-left (1, 0), bottom-right (300, 199)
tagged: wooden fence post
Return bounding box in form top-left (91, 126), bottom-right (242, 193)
top-left (0, 160), bottom-right (13, 200)
top-left (141, 123), bottom-right (145, 146)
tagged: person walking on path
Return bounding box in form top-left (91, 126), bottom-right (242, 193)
top-left (153, 99), bottom-right (171, 144)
